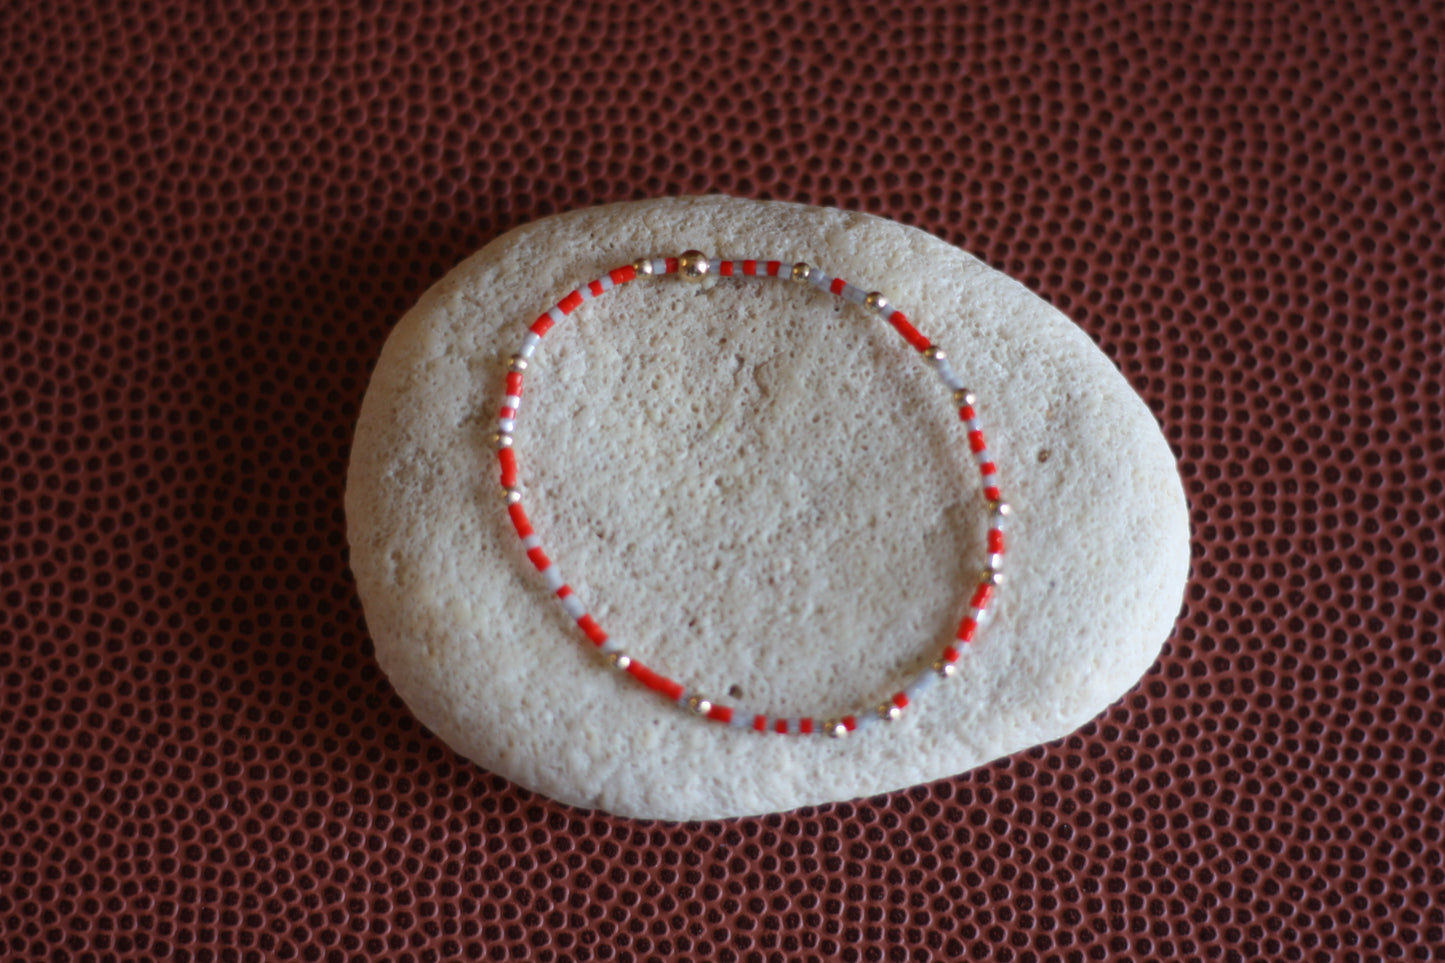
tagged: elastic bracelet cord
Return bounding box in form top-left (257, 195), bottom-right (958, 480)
top-left (494, 251), bottom-right (1009, 738)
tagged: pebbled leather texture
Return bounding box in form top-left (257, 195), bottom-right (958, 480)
top-left (1, 2), bottom-right (1441, 960)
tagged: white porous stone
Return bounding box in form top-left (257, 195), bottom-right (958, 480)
top-left (345, 196), bottom-right (1190, 821)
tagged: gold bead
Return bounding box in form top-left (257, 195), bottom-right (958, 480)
top-left (632, 257), bottom-right (655, 276)
top-left (953, 388), bottom-right (976, 407)
top-left (827, 719), bottom-right (848, 739)
top-left (492, 431), bottom-right (514, 449)
top-left (923, 346), bottom-right (947, 364)
top-left (982, 569), bottom-right (1004, 586)
top-left (502, 486), bottom-right (522, 505)
top-left (507, 355), bottom-right (529, 373)
top-left (933, 659), bottom-right (956, 678)
top-left (791, 262), bottom-right (813, 282)
top-left (687, 695), bottom-right (712, 715)
top-left (678, 250), bottom-right (710, 281)
top-left (607, 652), bottom-right (631, 671)
top-left (865, 291), bottom-right (889, 311)
top-left (879, 703), bottom-right (902, 722)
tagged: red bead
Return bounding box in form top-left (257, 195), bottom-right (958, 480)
top-left (719, 260), bottom-right (734, 277)
top-left (942, 645), bottom-right (961, 663)
top-left (627, 660), bottom-right (684, 701)
top-left (959, 405), bottom-right (976, 421)
top-left (892, 692), bottom-right (909, 709)
top-left (559, 290), bottom-right (583, 314)
top-left (887, 310), bottom-right (932, 352)
top-left (980, 461), bottom-right (997, 476)
top-left (577, 614), bottom-right (607, 645)
top-left (505, 371), bottom-right (524, 397)
top-left (753, 714), bottom-right (767, 732)
top-left (842, 716), bottom-right (857, 732)
top-left (983, 485), bottom-right (1002, 502)
top-left (507, 502), bottom-right (532, 538)
top-left (775, 719), bottom-right (788, 734)
top-left (664, 257), bottom-right (679, 274)
top-left (588, 279), bottom-right (605, 297)
top-left (800, 718), bottom-right (814, 734)
top-left (530, 314), bottom-right (555, 336)
top-left (707, 704), bottom-right (734, 724)
top-left (609, 265), bottom-right (637, 285)
top-left (988, 529), bottom-right (1005, 554)
top-left (526, 546), bottom-right (551, 571)
top-left (498, 447), bottom-right (517, 486)
top-left (829, 277), bottom-right (846, 295)
top-left (968, 430), bottom-right (986, 453)
top-left (970, 582), bottom-right (994, 610)
top-left (956, 617), bottom-right (977, 643)
top-left (765, 260), bottom-right (782, 276)
top-left (742, 259), bottom-right (758, 276)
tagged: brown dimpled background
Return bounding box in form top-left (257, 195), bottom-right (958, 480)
top-left (2, 2), bottom-right (1442, 961)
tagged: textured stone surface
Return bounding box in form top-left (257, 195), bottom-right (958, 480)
top-left (346, 196), bottom-right (1189, 819)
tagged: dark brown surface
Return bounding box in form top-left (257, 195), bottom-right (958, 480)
top-left (2, 2), bottom-right (1442, 961)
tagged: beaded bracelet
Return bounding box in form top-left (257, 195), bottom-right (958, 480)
top-left (494, 251), bottom-right (1009, 738)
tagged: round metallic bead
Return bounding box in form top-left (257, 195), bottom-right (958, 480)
top-left (953, 388), bottom-right (977, 407)
top-left (631, 257), bottom-right (656, 276)
top-left (933, 659), bottom-right (957, 678)
top-left (678, 250), bottom-right (710, 281)
top-left (686, 695), bottom-right (712, 716)
top-left (502, 486), bottom-right (523, 505)
top-left (507, 355), bottom-right (529, 373)
top-left (982, 567), bottom-right (1005, 586)
top-left (790, 261), bottom-right (813, 282)
top-left (864, 291), bottom-right (889, 311)
top-left (878, 702), bottom-right (902, 722)
top-left (922, 346), bottom-right (947, 365)
top-left (606, 652), bottom-right (632, 671)
top-left (989, 501), bottom-right (1012, 526)
top-left (826, 719), bottom-right (849, 739)
top-left (492, 431), bottom-right (514, 450)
